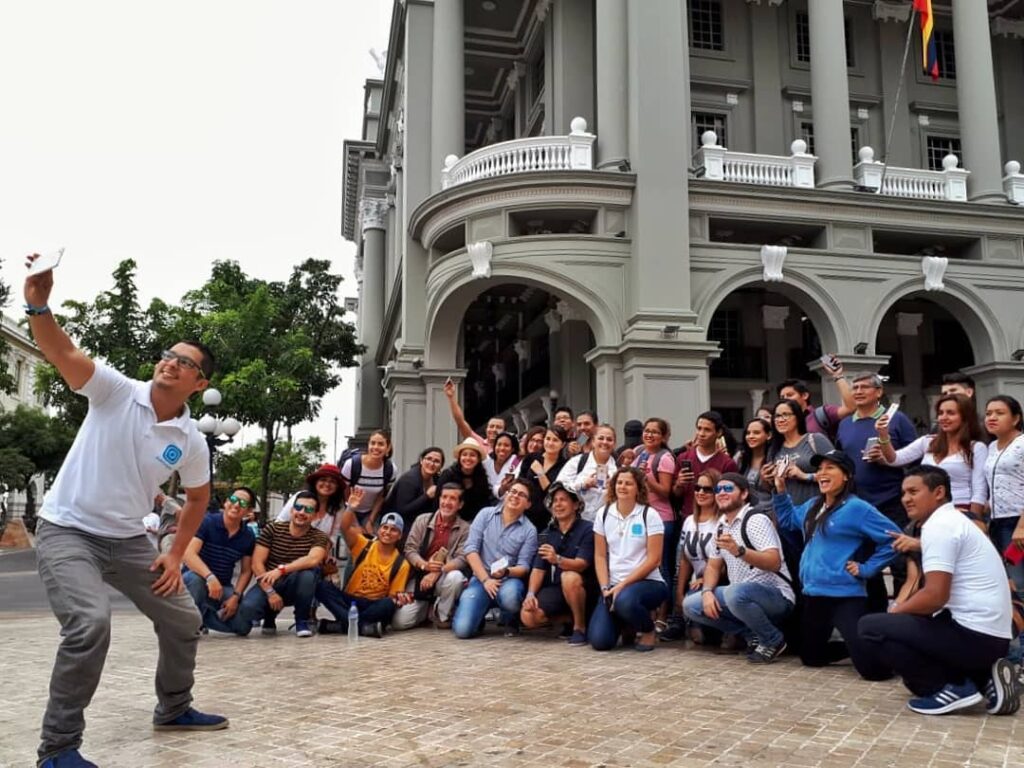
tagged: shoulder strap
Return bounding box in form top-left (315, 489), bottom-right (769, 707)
top-left (350, 535), bottom-right (373, 573)
top-left (813, 405), bottom-right (830, 431)
top-left (383, 460), bottom-right (395, 487)
top-left (739, 508), bottom-right (793, 586)
top-left (347, 451), bottom-right (363, 486)
top-left (577, 452), bottom-right (589, 473)
top-left (388, 551), bottom-right (406, 586)
top-left (418, 514), bottom-right (436, 560)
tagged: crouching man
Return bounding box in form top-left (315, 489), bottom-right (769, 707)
top-left (520, 482), bottom-right (595, 645)
top-left (392, 484), bottom-right (471, 631)
top-left (858, 467), bottom-right (1020, 716)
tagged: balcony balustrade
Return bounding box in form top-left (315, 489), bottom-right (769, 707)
top-left (693, 131), bottom-right (817, 188)
top-left (440, 117), bottom-right (596, 190)
top-left (853, 147), bottom-right (970, 202)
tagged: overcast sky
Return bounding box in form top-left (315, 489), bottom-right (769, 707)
top-left (0, 0), bottom-right (392, 457)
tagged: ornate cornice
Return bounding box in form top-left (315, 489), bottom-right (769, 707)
top-left (359, 197), bottom-right (391, 233)
top-left (872, 1), bottom-right (911, 23)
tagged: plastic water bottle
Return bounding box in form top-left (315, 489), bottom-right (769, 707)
top-left (347, 603), bottom-right (359, 645)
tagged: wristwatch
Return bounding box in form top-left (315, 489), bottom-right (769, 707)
top-left (556, 555), bottom-right (563, 567)
top-left (736, 545), bottom-right (747, 558)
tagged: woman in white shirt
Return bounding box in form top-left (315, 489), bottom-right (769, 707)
top-left (556, 424), bottom-right (619, 521)
top-left (877, 394), bottom-right (988, 522)
top-left (589, 466), bottom-right (667, 652)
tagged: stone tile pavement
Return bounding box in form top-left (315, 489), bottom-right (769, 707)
top-left (1, 611), bottom-right (1022, 768)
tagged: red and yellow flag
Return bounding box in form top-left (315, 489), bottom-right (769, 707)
top-left (913, 0), bottom-right (939, 81)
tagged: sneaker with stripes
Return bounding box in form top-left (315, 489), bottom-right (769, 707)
top-left (984, 659), bottom-right (1021, 715)
top-left (907, 681), bottom-right (982, 715)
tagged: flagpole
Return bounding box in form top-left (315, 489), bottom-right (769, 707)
top-left (876, 8), bottom-right (918, 195)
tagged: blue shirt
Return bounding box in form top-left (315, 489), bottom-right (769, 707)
top-left (836, 408), bottom-right (916, 507)
top-left (463, 504), bottom-right (538, 572)
top-left (533, 517), bottom-right (594, 586)
top-left (772, 492), bottom-right (897, 598)
top-left (190, 512), bottom-right (256, 586)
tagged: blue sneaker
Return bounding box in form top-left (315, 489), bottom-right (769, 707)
top-left (295, 620), bottom-right (313, 638)
top-left (153, 707), bottom-right (229, 731)
top-left (907, 681), bottom-right (982, 715)
top-left (984, 659), bottom-right (1021, 715)
top-left (40, 749), bottom-right (98, 768)
top-left (567, 629), bottom-right (588, 646)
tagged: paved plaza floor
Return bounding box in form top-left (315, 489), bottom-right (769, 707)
top-left (1, 611), bottom-right (1021, 768)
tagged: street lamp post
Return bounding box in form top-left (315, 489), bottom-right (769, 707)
top-left (196, 388), bottom-right (241, 511)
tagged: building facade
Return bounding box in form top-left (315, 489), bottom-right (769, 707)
top-left (342, 0), bottom-right (1024, 468)
top-left (1, 313), bottom-right (48, 514)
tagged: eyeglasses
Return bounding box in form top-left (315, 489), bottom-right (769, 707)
top-left (773, 413), bottom-right (794, 421)
top-left (228, 494), bottom-right (252, 509)
top-left (160, 350), bottom-right (205, 378)
top-left (293, 503), bottom-right (317, 514)
top-left (506, 489), bottom-right (530, 500)
top-left (694, 485), bottom-right (715, 494)
top-left (714, 484), bottom-right (737, 493)
top-left (642, 429), bottom-right (662, 436)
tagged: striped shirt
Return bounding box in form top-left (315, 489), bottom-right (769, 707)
top-left (192, 512), bottom-right (256, 585)
top-left (257, 521), bottom-right (331, 569)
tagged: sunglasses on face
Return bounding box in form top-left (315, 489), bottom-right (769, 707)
top-left (694, 485), bottom-right (715, 494)
top-left (228, 494), bottom-right (252, 509)
top-left (160, 350), bottom-right (205, 378)
top-left (293, 503), bottom-right (316, 514)
top-left (773, 413), bottom-right (794, 420)
top-left (715, 484), bottom-right (736, 494)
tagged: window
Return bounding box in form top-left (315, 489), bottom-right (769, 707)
top-left (850, 125), bottom-right (861, 164)
top-left (709, 310), bottom-right (748, 378)
top-left (690, 0), bottom-right (724, 52)
top-left (926, 136), bottom-right (961, 171)
top-left (529, 50), bottom-right (545, 104)
top-left (933, 30), bottom-right (956, 80)
top-left (800, 121), bottom-right (815, 156)
top-left (795, 13), bottom-right (855, 68)
top-left (693, 112), bottom-right (728, 151)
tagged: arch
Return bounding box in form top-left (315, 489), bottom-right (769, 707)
top-left (694, 266), bottom-right (848, 353)
top-left (425, 261), bottom-right (620, 369)
top-left (863, 278), bottom-right (1003, 363)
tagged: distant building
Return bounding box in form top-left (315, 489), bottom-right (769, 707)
top-left (1, 312), bottom-right (48, 514)
top-left (343, 0), bottom-right (1024, 467)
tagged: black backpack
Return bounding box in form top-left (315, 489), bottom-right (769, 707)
top-left (346, 536), bottom-right (406, 590)
top-left (738, 503), bottom-right (802, 592)
top-left (337, 448), bottom-right (396, 488)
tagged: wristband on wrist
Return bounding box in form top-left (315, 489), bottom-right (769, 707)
top-left (205, 573), bottom-right (216, 582)
top-left (266, 587), bottom-right (276, 596)
top-left (526, 591), bottom-right (536, 598)
top-left (877, 437), bottom-right (891, 445)
top-left (24, 303), bottom-right (51, 316)
top-left (278, 564), bottom-right (287, 574)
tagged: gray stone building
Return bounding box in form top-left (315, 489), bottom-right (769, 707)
top-left (342, 0), bottom-right (1024, 467)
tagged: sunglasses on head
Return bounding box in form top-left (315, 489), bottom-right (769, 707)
top-left (715, 484), bottom-right (737, 494)
top-left (293, 502), bottom-right (317, 514)
top-left (228, 494), bottom-right (252, 509)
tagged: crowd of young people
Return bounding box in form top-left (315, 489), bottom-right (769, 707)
top-left (181, 364), bottom-right (1024, 718)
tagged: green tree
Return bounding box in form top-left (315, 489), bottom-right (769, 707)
top-left (216, 437), bottom-right (325, 508)
top-left (0, 405), bottom-right (75, 529)
top-left (176, 259), bottom-right (360, 516)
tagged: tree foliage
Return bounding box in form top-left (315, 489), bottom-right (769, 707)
top-left (0, 405), bottom-right (75, 526)
top-left (0, 259), bottom-right (12, 394)
top-left (216, 436), bottom-right (325, 503)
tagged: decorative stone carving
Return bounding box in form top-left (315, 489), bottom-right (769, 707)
top-left (872, 1), bottom-right (911, 22)
top-left (506, 61), bottom-right (526, 92)
top-left (1004, 160), bottom-right (1024, 205)
top-left (359, 198), bottom-right (390, 233)
top-left (993, 17), bottom-right (1024, 39)
top-left (543, 309), bottom-right (562, 333)
top-left (922, 255), bottom-right (948, 292)
top-left (555, 299), bottom-right (579, 322)
top-left (473, 381), bottom-right (487, 400)
top-left (896, 312), bottom-right (924, 336)
top-left (535, 0), bottom-right (552, 22)
top-left (491, 362), bottom-right (507, 388)
top-left (540, 394), bottom-right (555, 424)
top-left (513, 339), bottom-right (532, 368)
top-left (749, 389), bottom-right (766, 416)
top-left (761, 305), bottom-right (790, 330)
top-left (760, 245), bottom-right (788, 283)
top-left (467, 240), bottom-right (494, 279)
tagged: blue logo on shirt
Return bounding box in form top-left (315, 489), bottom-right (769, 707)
top-left (631, 523), bottom-right (644, 536)
top-left (161, 444), bottom-right (183, 465)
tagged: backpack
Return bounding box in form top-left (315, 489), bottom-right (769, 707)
top-left (812, 405), bottom-right (838, 442)
top-left (338, 449), bottom-right (396, 488)
top-left (738, 504), bottom-right (801, 592)
top-left (346, 536), bottom-right (406, 590)
top-left (599, 503), bottom-right (650, 538)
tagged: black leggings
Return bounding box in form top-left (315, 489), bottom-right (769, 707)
top-left (800, 596), bottom-right (892, 681)
top-left (858, 610), bottom-right (1009, 697)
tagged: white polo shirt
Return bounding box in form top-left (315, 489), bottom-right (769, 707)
top-left (922, 502), bottom-right (1012, 639)
top-left (39, 364), bottom-right (209, 538)
top-left (593, 502), bottom-right (664, 585)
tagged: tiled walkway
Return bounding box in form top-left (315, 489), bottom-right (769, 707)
top-left (1, 612), bottom-right (1020, 767)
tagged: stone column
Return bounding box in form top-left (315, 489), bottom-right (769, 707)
top-left (992, 22), bottom-right (1024, 180)
top-left (353, 199), bottom-right (390, 444)
top-left (588, 348), bottom-right (625, 429)
top-left (808, 0), bottom-right (853, 189)
top-left (544, 308), bottom-right (563, 404)
top-left (430, 0), bottom-right (464, 193)
top-left (747, 0), bottom-right (785, 154)
top-left (895, 312), bottom-right (927, 426)
top-left (952, 0), bottom-right (1005, 201)
top-left (383, 365), bottom-right (428, 472)
top-left (550, 0), bottom-right (594, 134)
top-left (595, 0), bottom-right (628, 169)
top-left (873, 1), bottom-right (913, 166)
top-left (421, 369), bottom-right (464, 455)
top-left (964, 361), bottom-right (1024, 409)
top-left (761, 305), bottom-right (790, 386)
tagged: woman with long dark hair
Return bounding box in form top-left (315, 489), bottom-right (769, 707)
top-left (341, 429), bottom-right (397, 534)
top-left (491, 431), bottom-right (522, 499)
top-left (277, 463), bottom-right (345, 535)
top-left (767, 399), bottom-right (833, 505)
top-left (437, 438), bottom-right (495, 522)
top-left (517, 426), bottom-right (569, 529)
top-left (735, 417), bottom-right (772, 503)
top-left (386, 447), bottom-right (445, 532)
top-left (877, 394), bottom-right (988, 522)
top-left (770, 450), bottom-right (895, 679)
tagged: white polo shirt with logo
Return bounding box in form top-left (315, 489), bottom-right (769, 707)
top-left (593, 502), bottom-right (665, 585)
top-left (39, 364), bottom-right (210, 538)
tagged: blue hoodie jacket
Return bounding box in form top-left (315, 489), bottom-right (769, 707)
top-left (772, 492), bottom-right (897, 598)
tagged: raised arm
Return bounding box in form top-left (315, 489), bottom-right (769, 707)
top-left (24, 256), bottom-right (95, 390)
top-left (443, 379), bottom-right (480, 442)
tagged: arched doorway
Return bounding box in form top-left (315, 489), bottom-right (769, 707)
top-left (460, 284), bottom-right (596, 434)
top-left (875, 294), bottom-right (976, 431)
top-left (707, 287), bottom-right (830, 433)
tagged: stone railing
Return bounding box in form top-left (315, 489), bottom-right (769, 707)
top-left (853, 147), bottom-right (969, 201)
top-left (1004, 161), bottom-right (1024, 205)
top-left (692, 131), bottom-right (816, 188)
top-left (440, 117), bottom-right (595, 190)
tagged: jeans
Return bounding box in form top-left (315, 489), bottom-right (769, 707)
top-left (182, 571), bottom-right (252, 636)
top-left (588, 580), bottom-right (670, 651)
top-left (858, 610), bottom-right (1009, 697)
top-left (315, 578), bottom-right (397, 629)
top-left (799, 595), bottom-right (891, 680)
top-left (238, 569), bottom-right (318, 625)
top-left (660, 519), bottom-right (679, 601)
top-left (683, 581), bottom-right (793, 649)
top-left (451, 576), bottom-right (526, 638)
top-left (988, 516), bottom-right (1023, 663)
top-left (34, 521), bottom-right (202, 764)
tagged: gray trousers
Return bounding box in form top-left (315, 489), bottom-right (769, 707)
top-left (35, 520), bottom-right (202, 763)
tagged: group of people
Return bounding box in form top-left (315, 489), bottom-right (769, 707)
top-left (20, 245), bottom-right (1024, 768)
top-left (178, 359), bottom-right (1024, 722)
